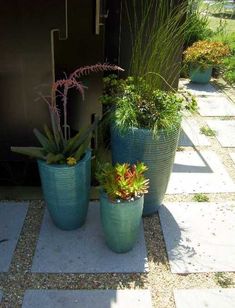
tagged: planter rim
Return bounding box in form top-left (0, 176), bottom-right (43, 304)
top-left (100, 191), bottom-right (144, 207)
top-left (112, 123), bottom-right (181, 135)
top-left (190, 65), bottom-right (212, 70)
top-left (37, 149), bottom-right (91, 169)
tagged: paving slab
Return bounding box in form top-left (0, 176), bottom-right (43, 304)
top-left (31, 203), bottom-right (148, 273)
top-left (159, 202), bottom-right (235, 273)
top-left (167, 150), bottom-right (235, 194)
top-left (0, 202), bottom-right (28, 272)
top-left (207, 120), bottom-right (235, 147)
top-left (22, 289), bottom-right (152, 308)
top-left (179, 79), bottom-right (219, 96)
top-left (197, 96), bottom-right (235, 117)
top-left (174, 288), bottom-right (235, 308)
top-left (179, 118), bottom-right (210, 147)
top-left (230, 152), bottom-right (235, 164)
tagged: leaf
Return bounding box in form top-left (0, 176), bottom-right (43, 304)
top-left (33, 128), bottom-right (57, 153)
top-left (64, 117), bottom-right (99, 155)
top-left (46, 153), bottom-right (64, 164)
top-left (11, 146), bottom-right (46, 159)
top-left (73, 138), bottom-right (91, 162)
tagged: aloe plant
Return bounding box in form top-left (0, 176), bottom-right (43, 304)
top-left (11, 63), bottom-right (123, 165)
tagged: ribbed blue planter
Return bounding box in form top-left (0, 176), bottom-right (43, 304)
top-left (37, 150), bottom-right (91, 230)
top-left (111, 125), bottom-right (181, 216)
top-left (100, 193), bottom-right (144, 253)
top-left (189, 66), bottom-right (212, 84)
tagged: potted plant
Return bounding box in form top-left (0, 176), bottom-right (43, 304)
top-left (11, 63), bottom-right (123, 230)
top-left (101, 76), bottom-right (184, 216)
top-left (184, 40), bottom-right (230, 83)
top-left (99, 0), bottom-right (195, 216)
top-left (96, 162), bottom-right (149, 253)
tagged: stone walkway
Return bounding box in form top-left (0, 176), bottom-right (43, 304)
top-left (0, 79), bottom-right (235, 307)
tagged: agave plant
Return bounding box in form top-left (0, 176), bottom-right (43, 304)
top-left (11, 63), bottom-right (123, 165)
top-left (96, 162), bottom-right (149, 201)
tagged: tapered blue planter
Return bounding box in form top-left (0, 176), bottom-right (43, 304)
top-left (100, 193), bottom-right (144, 253)
top-left (111, 125), bottom-right (181, 216)
top-left (37, 150), bottom-right (91, 230)
top-left (189, 66), bottom-right (212, 84)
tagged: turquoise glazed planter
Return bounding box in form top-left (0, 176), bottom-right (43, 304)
top-left (111, 125), bottom-right (181, 216)
top-left (37, 150), bottom-right (91, 230)
top-left (189, 66), bottom-right (212, 84)
top-left (100, 193), bottom-right (144, 253)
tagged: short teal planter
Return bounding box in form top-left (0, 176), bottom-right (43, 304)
top-left (100, 193), bottom-right (144, 253)
top-left (37, 150), bottom-right (91, 230)
top-left (189, 66), bottom-right (212, 84)
top-left (111, 125), bottom-right (181, 216)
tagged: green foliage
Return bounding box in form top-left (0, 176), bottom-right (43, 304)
top-left (193, 193), bottom-right (209, 202)
top-left (200, 126), bottom-right (217, 137)
top-left (213, 32), bottom-right (235, 84)
top-left (101, 75), bottom-right (184, 136)
top-left (184, 95), bottom-right (198, 113)
top-left (96, 162), bottom-right (149, 201)
top-left (214, 273), bottom-right (234, 288)
top-left (11, 118), bottom-right (98, 165)
top-left (126, 0), bottom-right (190, 90)
top-left (184, 0), bottom-right (213, 48)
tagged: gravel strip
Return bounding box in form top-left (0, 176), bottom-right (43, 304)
top-left (1, 80), bottom-right (235, 308)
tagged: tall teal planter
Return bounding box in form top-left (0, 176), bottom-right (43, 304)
top-left (37, 150), bottom-right (91, 230)
top-left (111, 125), bottom-right (181, 216)
top-left (100, 193), bottom-right (144, 253)
top-left (189, 66), bottom-right (212, 84)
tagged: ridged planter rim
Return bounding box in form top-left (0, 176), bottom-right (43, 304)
top-left (100, 192), bottom-right (144, 207)
top-left (37, 149), bottom-right (91, 169)
top-left (190, 65), bottom-right (212, 71)
top-left (112, 124), bottom-right (181, 136)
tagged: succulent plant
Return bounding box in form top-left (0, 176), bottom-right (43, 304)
top-left (11, 63), bottom-right (123, 165)
top-left (96, 162), bottom-right (149, 201)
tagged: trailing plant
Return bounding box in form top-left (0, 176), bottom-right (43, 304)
top-left (184, 40), bottom-right (231, 69)
top-left (101, 75), bottom-right (184, 136)
top-left (11, 64), bottom-right (123, 165)
top-left (96, 162), bottom-right (149, 201)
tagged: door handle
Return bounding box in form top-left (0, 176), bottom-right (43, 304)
top-left (95, 0), bottom-right (101, 35)
top-left (95, 0), bottom-right (109, 35)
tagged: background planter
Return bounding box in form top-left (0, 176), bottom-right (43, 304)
top-left (189, 66), bottom-right (212, 84)
top-left (111, 125), bottom-right (181, 216)
top-left (37, 150), bottom-right (91, 230)
top-left (100, 193), bottom-right (143, 253)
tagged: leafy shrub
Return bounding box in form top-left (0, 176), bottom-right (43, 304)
top-left (184, 40), bottom-right (231, 69)
top-left (96, 162), bottom-right (149, 201)
top-left (101, 76), bottom-right (184, 136)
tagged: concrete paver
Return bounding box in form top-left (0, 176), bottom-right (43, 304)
top-left (0, 202), bottom-right (28, 272)
top-left (174, 288), bottom-right (235, 308)
top-left (22, 289), bottom-right (153, 308)
top-left (159, 202), bottom-right (235, 273)
top-left (167, 150), bottom-right (235, 194)
top-left (32, 203), bottom-right (148, 273)
top-left (207, 120), bottom-right (235, 147)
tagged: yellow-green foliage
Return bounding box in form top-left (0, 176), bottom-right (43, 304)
top-left (184, 40), bottom-right (230, 69)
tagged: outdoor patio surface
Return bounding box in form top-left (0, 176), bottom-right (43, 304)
top-left (0, 79), bottom-right (235, 307)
